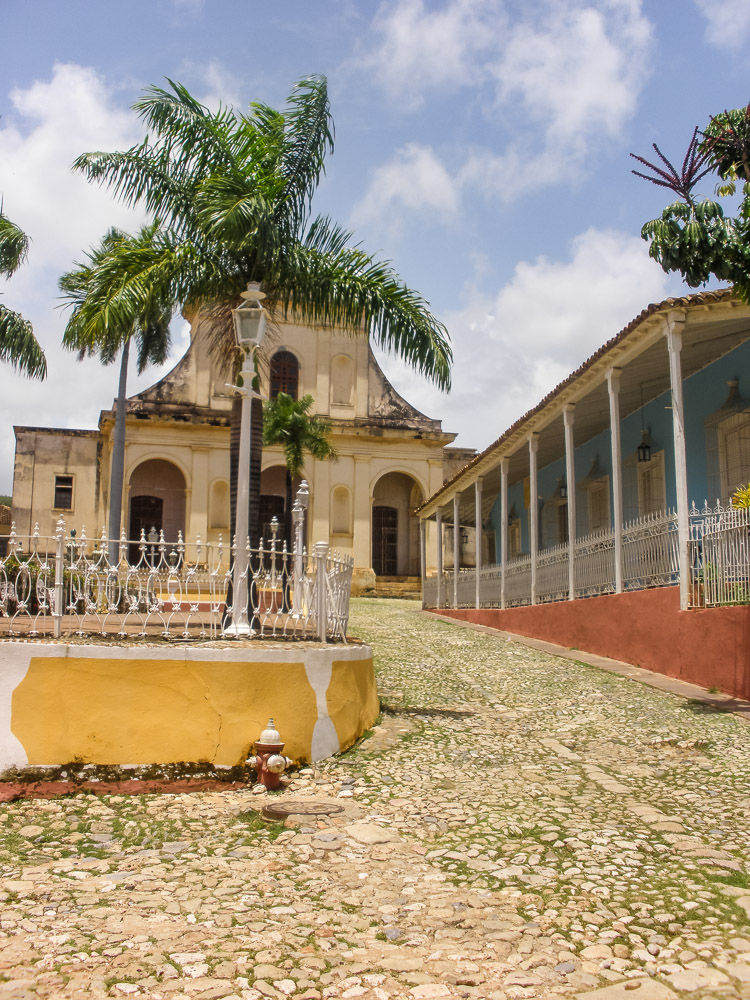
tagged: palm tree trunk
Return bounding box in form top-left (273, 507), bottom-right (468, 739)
top-left (108, 338), bottom-right (130, 561)
top-left (284, 468), bottom-right (293, 553)
top-left (282, 466), bottom-right (293, 612)
top-left (225, 392), bottom-right (263, 628)
top-left (249, 395), bottom-right (262, 548)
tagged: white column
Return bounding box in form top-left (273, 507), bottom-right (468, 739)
top-left (606, 367), bottom-right (624, 593)
top-left (419, 518), bottom-right (426, 604)
top-left (666, 314), bottom-right (690, 610)
top-left (436, 509), bottom-right (443, 609)
top-left (500, 458), bottom-right (509, 610)
top-left (529, 434), bottom-right (539, 605)
top-left (563, 404), bottom-right (576, 600)
top-left (453, 493), bottom-right (460, 608)
top-left (474, 477), bottom-right (483, 609)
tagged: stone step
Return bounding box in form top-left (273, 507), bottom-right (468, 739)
top-left (371, 577), bottom-right (422, 600)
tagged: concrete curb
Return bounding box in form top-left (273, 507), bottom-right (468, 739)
top-left (423, 610), bottom-right (750, 724)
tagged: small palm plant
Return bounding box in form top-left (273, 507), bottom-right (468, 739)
top-left (731, 483), bottom-right (750, 508)
top-left (262, 392), bottom-right (337, 552)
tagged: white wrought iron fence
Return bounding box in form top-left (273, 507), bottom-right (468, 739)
top-left (689, 500), bottom-right (750, 607)
top-left (537, 541), bottom-right (570, 603)
top-left (622, 509), bottom-right (679, 591)
top-left (426, 504), bottom-right (747, 611)
top-left (0, 519), bottom-right (353, 642)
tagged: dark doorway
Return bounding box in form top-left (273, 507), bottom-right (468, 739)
top-left (259, 494), bottom-right (286, 546)
top-left (129, 495), bottom-right (163, 563)
top-left (373, 506), bottom-right (398, 576)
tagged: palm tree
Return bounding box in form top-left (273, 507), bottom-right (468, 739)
top-left (59, 225), bottom-right (173, 554)
top-left (263, 392), bottom-right (337, 550)
top-left (0, 208), bottom-right (47, 379)
top-left (71, 75), bottom-right (452, 552)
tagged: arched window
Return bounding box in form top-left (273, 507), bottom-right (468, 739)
top-left (270, 350), bottom-right (299, 399)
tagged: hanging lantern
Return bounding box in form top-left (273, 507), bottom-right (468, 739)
top-left (638, 384), bottom-right (652, 463)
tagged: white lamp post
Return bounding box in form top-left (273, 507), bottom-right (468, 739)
top-left (292, 480), bottom-right (309, 617)
top-left (224, 282), bottom-right (267, 636)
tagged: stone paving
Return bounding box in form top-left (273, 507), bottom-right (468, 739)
top-left (1, 598), bottom-right (750, 1000)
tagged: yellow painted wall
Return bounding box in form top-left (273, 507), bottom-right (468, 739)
top-left (5, 643), bottom-right (377, 768)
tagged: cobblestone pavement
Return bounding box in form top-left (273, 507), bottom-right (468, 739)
top-left (1, 599), bottom-right (750, 1000)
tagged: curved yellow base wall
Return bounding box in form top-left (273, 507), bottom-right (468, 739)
top-left (0, 642), bottom-right (377, 770)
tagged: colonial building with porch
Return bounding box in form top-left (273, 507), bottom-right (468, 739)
top-left (418, 289), bottom-right (750, 701)
top-left (11, 311), bottom-right (473, 594)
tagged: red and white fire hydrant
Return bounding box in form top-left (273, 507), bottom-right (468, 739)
top-left (247, 718), bottom-right (293, 790)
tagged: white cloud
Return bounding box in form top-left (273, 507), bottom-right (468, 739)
top-left (359, 0), bottom-right (653, 204)
top-left (177, 59), bottom-right (244, 111)
top-left (351, 143), bottom-right (461, 229)
top-left (375, 228), bottom-right (685, 450)
top-left (492, 0), bottom-right (652, 149)
top-left (1, 63), bottom-right (143, 269)
top-left (695, 0), bottom-right (750, 51)
top-left (0, 64), bottom-right (183, 495)
top-left (362, 0), bottom-right (504, 108)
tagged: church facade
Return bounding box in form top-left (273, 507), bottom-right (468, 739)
top-left (11, 312), bottom-right (473, 591)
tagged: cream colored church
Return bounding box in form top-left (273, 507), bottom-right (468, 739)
top-left (11, 313), bottom-right (473, 591)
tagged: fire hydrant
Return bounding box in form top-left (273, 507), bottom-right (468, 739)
top-left (247, 718), bottom-right (293, 790)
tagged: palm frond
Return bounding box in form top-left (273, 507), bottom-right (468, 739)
top-left (269, 243), bottom-right (452, 391)
top-left (263, 391), bottom-right (337, 477)
top-left (277, 76), bottom-right (333, 224)
top-left (59, 223), bottom-right (179, 372)
top-left (0, 304), bottom-right (46, 379)
top-left (0, 209), bottom-right (30, 277)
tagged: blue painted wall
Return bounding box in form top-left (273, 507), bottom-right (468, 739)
top-left (488, 338), bottom-right (750, 559)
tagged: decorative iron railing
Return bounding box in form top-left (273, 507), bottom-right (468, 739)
top-left (0, 519), bottom-right (353, 642)
top-left (427, 502), bottom-right (750, 611)
top-left (689, 500), bottom-right (750, 607)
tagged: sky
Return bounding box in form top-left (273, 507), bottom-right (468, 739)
top-left (2, 0), bottom-right (750, 495)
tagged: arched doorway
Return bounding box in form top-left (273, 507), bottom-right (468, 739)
top-left (372, 473), bottom-right (424, 576)
top-left (128, 459), bottom-right (187, 552)
top-left (259, 464), bottom-right (303, 547)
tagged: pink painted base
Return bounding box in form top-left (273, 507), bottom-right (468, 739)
top-left (435, 587), bottom-right (750, 702)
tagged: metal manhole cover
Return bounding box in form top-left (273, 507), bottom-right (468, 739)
top-left (261, 800), bottom-right (346, 822)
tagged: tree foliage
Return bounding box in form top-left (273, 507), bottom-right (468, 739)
top-left (633, 102), bottom-right (750, 301)
top-left (73, 75), bottom-right (452, 389)
top-left (0, 208), bottom-right (47, 379)
top-left (59, 225), bottom-right (174, 546)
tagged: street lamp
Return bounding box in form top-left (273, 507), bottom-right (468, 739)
top-left (224, 282), bottom-right (268, 636)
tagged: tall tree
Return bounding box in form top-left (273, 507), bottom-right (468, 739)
top-left (262, 391), bottom-right (337, 551)
top-left (71, 76), bottom-right (452, 554)
top-left (0, 208), bottom-right (47, 379)
top-left (632, 104), bottom-right (750, 299)
top-left (59, 225), bottom-right (173, 553)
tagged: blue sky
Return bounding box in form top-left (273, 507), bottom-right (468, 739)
top-left (2, 0), bottom-right (750, 495)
